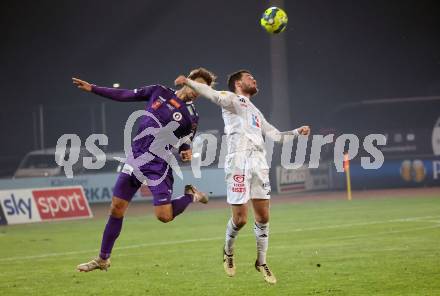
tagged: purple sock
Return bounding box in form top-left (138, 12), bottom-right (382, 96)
top-left (99, 216), bottom-right (123, 260)
top-left (171, 194), bottom-right (193, 218)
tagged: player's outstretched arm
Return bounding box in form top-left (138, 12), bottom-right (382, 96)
top-left (72, 77), bottom-right (155, 102)
top-left (261, 115), bottom-right (310, 142)
top-left (175, 76), bottom-right (235, 110)
top-left (72, 77), bottom-right (92, 92)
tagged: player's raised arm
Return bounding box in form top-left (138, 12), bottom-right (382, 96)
top-left (175, 76), bottom-right (236, 111)
top-left (72, 77), bottom-right (155, 102)
top-left (261, 114), bottom-right (310, 142)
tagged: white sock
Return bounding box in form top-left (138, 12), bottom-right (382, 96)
top-left (254, 221), bottom-right (269, 265)
top-left (224, 218), bottom-right (239, 255)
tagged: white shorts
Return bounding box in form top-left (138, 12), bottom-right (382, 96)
top-left (224, 150), bottom-right (271, 205)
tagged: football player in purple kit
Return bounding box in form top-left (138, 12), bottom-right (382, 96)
top-left (72, 68), bottom-right (216, 272)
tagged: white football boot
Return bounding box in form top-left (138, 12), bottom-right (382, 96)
top-left (77, 257), bottom-right (111, 272)
top-left (255, 260), bottom-right (277, 284)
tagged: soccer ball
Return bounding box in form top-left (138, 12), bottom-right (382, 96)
top-left (260, 7), bottom-right (288, 34)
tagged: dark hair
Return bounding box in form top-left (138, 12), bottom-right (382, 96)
top-left (227, 69), bottom-right (251, 92)
top-left (188, 67), bottom-right (216, 86)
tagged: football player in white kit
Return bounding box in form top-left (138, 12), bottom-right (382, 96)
top-left (175, 70), bottom-right (310, 284)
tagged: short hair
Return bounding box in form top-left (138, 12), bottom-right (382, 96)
top-left (188, 67), bottom-right (216, 86)
top-left (227, 69), bottom-right (251, 92)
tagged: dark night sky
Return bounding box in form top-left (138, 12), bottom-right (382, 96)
top-left (1, 0), bottom-right (440, 174)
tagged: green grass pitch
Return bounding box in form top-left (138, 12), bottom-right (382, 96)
top-left (1, 195), bottom-right (439, 295)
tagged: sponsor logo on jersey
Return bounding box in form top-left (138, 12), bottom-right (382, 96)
top-left (151, 99), bottom-right (163, 110)
top-left (158, 96), bottom-right (166, 102)
top-left (173, 112), bottom-right (183, 121)
top-left (232, 174), bottom-right (246, 193)
top-left (239, 97), bottom-right (248, 107)
top-left (262, 182), bottom-right (271, 194)
top-left (169, 98), bottom-right (181, 109)
top-left (187, 105), bottom-right (195, 116)
top-left (232, 185), bottom-right (246, 193)
top-left (251, 114), bottom-right (261, 128)
top-left (232, 188), bottom-right (245, 193)
top-left (233, 174), bottom-right (245, 183)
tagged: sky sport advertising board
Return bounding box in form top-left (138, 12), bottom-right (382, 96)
top-left (0, 186), bottom-right (93, 225)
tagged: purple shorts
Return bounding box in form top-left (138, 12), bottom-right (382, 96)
top-left (112, 160), bottom-right (174, 206)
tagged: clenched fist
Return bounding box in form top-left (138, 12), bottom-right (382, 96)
top-left (180, 149), bottom-right (192, 162)
top-left (297, 126), bottom-right (311, 136)
top-left (174, 75), bottom-right (188, 86)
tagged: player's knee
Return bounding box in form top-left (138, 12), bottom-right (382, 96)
top-left (156, 212), bottom-right (174, 223)
top-left (256, 216), bottom-right (269, 224)
top-left (233, 216), bottom-right (247, 229)
top-left (110, 200), bottom-right (127, 218)
top-left (110, 206), bottom-right (125, 218)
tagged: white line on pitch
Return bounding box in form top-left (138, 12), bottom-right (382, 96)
top-left (269, 224), bottom-right (440, 254)
top-left (0, 215), bottom-right (439, 263)
top-left (272, 215), bottom-right (440, 235)
top-left (316, 224), bottom-right (440, 241)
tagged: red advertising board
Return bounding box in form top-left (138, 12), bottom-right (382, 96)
top-left (33, 187), bottom-right (92, 221)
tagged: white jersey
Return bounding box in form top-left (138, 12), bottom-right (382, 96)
top-left (186, 79), bottom-right (299, 154)
top-left (186, 79), bottom-right (299, 204)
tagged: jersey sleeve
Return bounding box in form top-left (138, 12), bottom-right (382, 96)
top-left (261, 114), bottom-right (299, 142)
top-left (91, 84), bottom-right (157, 102)
top-left (185, 79), bottom-right (237, 113)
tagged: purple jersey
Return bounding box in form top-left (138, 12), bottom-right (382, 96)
top-left (92, 84), bottom-right (199, 157)
top-left (92, 84), bottom-right (199, 205)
